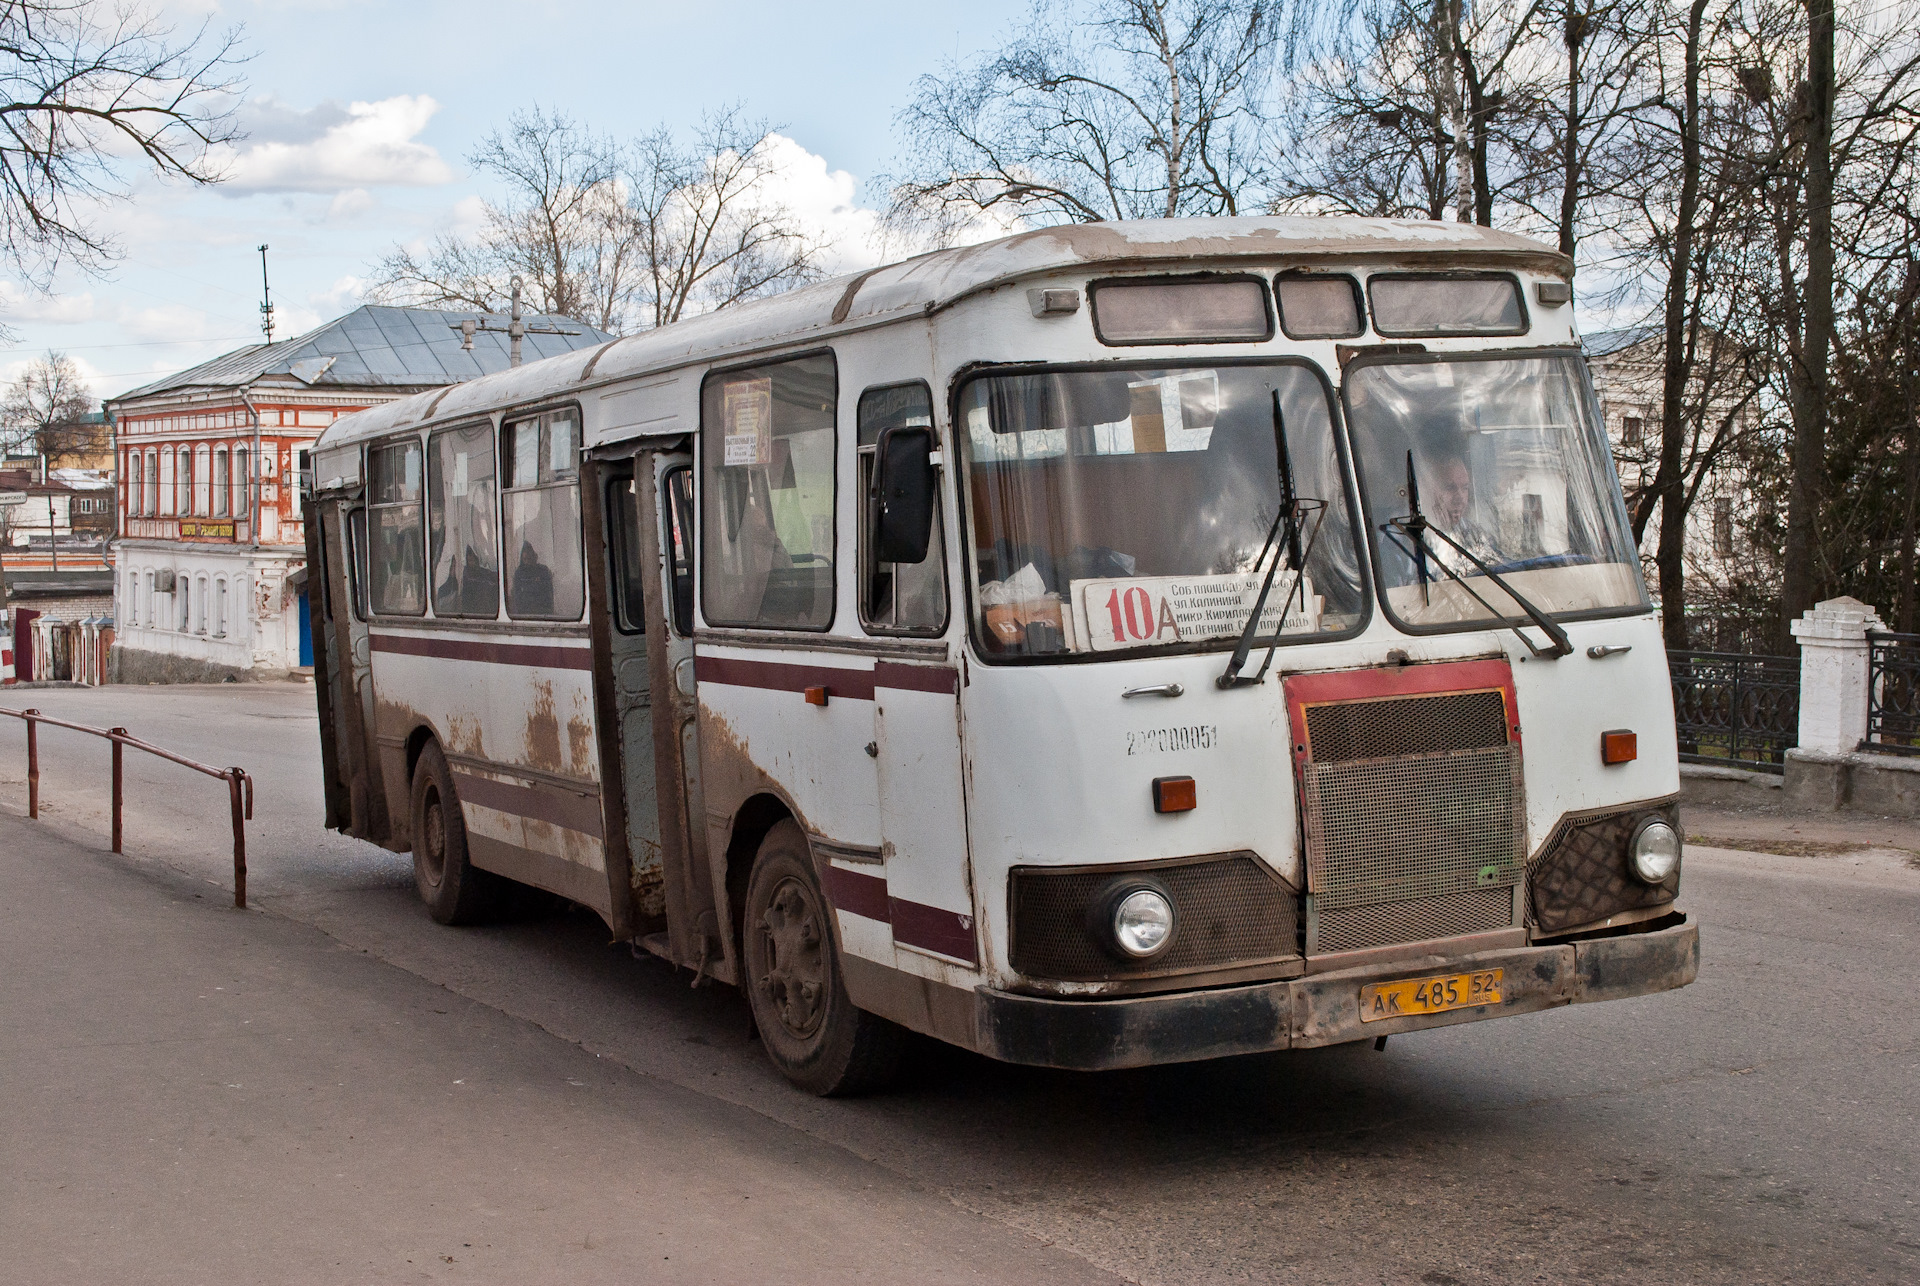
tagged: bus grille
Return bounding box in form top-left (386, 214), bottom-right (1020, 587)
top-left (1297, 686), bottom-right (1523, 953)
top-left (1009, 853), bottom-right (1298, 982)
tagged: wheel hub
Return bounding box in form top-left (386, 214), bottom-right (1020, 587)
top-left (421, 790), bottom-right (447, 884)
top-left (758, 878), bottom-right (826, 1038)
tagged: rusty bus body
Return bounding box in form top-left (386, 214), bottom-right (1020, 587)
top-left (305, 216), bottom-right (1697, 1093)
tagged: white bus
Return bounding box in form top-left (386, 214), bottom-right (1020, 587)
top-left (304, 216), bottom-right (1697, 1094)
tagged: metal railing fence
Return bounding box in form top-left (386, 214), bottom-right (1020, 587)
top-left (1863, 632), bottom-right (1920, 756)
top-left (1667, 650), bottom-right (1801, 773)
top-left (0, 706), bottom-right (254, 907)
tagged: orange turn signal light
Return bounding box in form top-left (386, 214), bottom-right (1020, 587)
top-left (1152, 776), bottom-right (1197, 813)
top-left (1601, 729), bottom-right (1637, 765)
top-left (804, 685), bottom-right (830, 706)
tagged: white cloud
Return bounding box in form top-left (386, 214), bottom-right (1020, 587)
top-left (218, 95), bottom-right (454, 193)
top-left (306, 275), bottom-right (368, 320)
top-left (750, 134), bottom-right (1020, 275)
top-left (0, 282), bottom-right (98, 325)
top-left (326, 188), bottom-right (375, 221)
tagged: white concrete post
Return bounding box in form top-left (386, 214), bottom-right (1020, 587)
top-left (1790, 596), bottom-right (1885, 753)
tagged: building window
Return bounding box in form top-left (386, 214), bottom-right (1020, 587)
top-left (176, 578), bottom-right (189, 632)
top-left (136, 571), bottom-right (148, 626)
top-left (194, 445), bottom-right (211, 516)
top-left (196, 576), bottom-right (209, 634)
top-left (1713, 496), bottom-right (1734, 559)
top-left (214, 449), bottom-right (229, 517)
top-left (128, 454), bottom-right (143, 517)
top-left (214, 578), bottom-right (228, 637)
top-left (145, 450), bottom-right (159, 515)
top-left (501, 410), bottom-right (584, 620)
top-left (177, 448), bottom-right (192, 516)
top-left (233, 447), bottom-right (249, 522)
top-left (1622, 416), bottom-right (1644, 447)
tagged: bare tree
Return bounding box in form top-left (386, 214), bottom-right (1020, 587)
top-left (370, 108), bottom-right (823, 335)
top-left (1, 349), bottom-right (97, 464)
top-left (888, 0), bottom-right (1283, 237)
top-left (626, 112), bottom-right (830, 329)
top-left (0, 0), bottom-right (243, 286)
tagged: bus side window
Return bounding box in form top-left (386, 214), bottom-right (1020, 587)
top-left (607, 476), bottom-right (648, 635)
top-left (347, 507), bottom-right (369, 621)
top-left (368, 439), bottom-right (425, 616)
top-left (698, 352), bottom-right (836, 630)
top-left (665, 466), bottom-right (695, 636)
top-left (501, 409), bottom-right (586, 621)
top-left (428, 422), bottom-right (500, 619)
top-left (857, 382), bottom-right (947, 635)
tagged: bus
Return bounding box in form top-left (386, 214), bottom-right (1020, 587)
top-left (303, 216), bottom-right (1697, 1095)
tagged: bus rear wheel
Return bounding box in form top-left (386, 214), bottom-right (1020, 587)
top-left (742, 820), bottom-right (904, 1096)
top-left (410, 741), bottom-right (503, 925)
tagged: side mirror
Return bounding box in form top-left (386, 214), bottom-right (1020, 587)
top-left (872, 425), bottom-right (937, 564)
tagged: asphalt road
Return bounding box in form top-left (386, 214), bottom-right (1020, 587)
top-left (1, 682), bottom-right (1916, 1284)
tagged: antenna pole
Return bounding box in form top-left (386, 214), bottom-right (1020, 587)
top-left (258, 245), bottom-right (275, 343)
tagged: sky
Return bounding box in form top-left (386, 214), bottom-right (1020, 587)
top-left (1, 0), bottom-right (1033, 402)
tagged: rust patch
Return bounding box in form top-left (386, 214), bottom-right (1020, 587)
top-left (697, 707), bottom-right (802, 831)
top-left (567, 715), bottom-right (594, 777)
top-left (525, 679), bottom-right (562, 772)
top-left (446, 713), bottom-right (487, 760)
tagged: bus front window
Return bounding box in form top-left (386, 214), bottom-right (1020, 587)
top-left (957, 363), bottom-right (1366, 659)
top-left (1344, 354), bottom-right (1647, 632)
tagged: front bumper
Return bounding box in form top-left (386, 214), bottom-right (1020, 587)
top-left (975, 913), bottom-right (1698, 1070)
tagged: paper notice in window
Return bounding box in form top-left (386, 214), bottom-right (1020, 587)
top-left (1071, 571), bottom-right (1319, 651)
top-left (722, 376), bottom-right (773, 467)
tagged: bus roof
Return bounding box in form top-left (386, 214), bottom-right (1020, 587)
top-left (314, 215), bottom-right (1565, 454)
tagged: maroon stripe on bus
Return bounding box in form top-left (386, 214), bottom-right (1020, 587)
top-left (452, 768), bottom-right (605, 839)
top-left (873, 660), bottom-right (959, 695)
top-left (817, 862), bottom-right (980, 965)
top-left (819, 863), bottom-right (890, 921)
top-left (372, 631), bottom-right (593, 671)
top-left (889, 897), bottom-right (980, 964)
top-left (694, 655), bottom-right (878, 700)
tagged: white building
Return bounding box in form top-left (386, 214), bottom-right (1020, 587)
top-left (107, 306), bottom-right (611, 682)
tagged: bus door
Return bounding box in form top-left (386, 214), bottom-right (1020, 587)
top-left (318, 498), bottom-right (392, 845)
top-left (603, 446), bottom-right (718, 969)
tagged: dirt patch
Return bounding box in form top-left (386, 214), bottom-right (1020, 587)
top-left (1689, 834), bottom-right (1872, 858)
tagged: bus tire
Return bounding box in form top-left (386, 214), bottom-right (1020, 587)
top-left (743, 820), bottom-right (905, 1096)
top-left (410, 741), bottom-right (502, 926)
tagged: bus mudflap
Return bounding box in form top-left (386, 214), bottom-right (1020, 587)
top-left (973, 914), bottom-right (1698, 1071)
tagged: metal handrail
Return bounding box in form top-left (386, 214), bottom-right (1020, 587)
top-left (0, 706), bottom-right (254, 907)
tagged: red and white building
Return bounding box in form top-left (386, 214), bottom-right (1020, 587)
top-left (107, 305), bottom-right (610, 682)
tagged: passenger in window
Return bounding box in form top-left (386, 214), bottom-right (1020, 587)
top-left (511, 540), bottom-right (555, 617)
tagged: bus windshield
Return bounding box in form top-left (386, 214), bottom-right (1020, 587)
top-left (1344, 353), bottom-right (1646, 631)
top-left (957, 362), bottom-right (1366, 659)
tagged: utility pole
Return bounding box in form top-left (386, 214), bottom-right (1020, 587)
top-left (258, 244), bottom-right (276, 344)
top-left (449, 276), bottom-right (580, 368)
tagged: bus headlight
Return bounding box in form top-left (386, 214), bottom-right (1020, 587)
top-left (1109, 884), bottom-right (1176, 959)
top-left (1628, 818), bottom-right (1682, 884)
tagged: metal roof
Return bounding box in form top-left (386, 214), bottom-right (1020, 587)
top-left (1582, 325), bottom-right (1662, 359)
top-left (109, 305), bottom-right (616, 405)
top-left (316, 215), bottom-right (1569, 454)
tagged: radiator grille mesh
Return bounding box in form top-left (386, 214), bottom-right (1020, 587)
top-left (1317, 886), bottom-right (1514, 953)
top-left (1009, 854), bottom-right (1298, 981)
top-left (1296, 681), bottom-right (1522, 951)
top-left (1304, 689), bottom-right (1510, 763)
top-left (1304, 747), bottom-right (1521, 911)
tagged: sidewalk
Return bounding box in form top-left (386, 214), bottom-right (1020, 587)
top-left (0, 814), bottom-right (1123, 1286)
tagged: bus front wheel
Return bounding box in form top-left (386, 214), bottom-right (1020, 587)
top-left (742, 820), bottom-right (905, 1096)
top-left (409, 742), bottom-right (503, 925)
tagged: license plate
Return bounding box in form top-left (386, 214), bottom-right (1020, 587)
top-left (1360, 968), bottom-right (1503, 1022)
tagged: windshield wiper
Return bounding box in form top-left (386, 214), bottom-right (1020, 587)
top-left (1386, 451), bottom-right (1574, 660)
top-left (1218, 391), bottom-right (1318, 688)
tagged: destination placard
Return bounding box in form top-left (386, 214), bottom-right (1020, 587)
top-left (1071, 571), bottom-right (1320, 651)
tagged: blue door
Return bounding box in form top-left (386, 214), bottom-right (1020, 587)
top-left (297, 591), bottom-right (313, 667)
